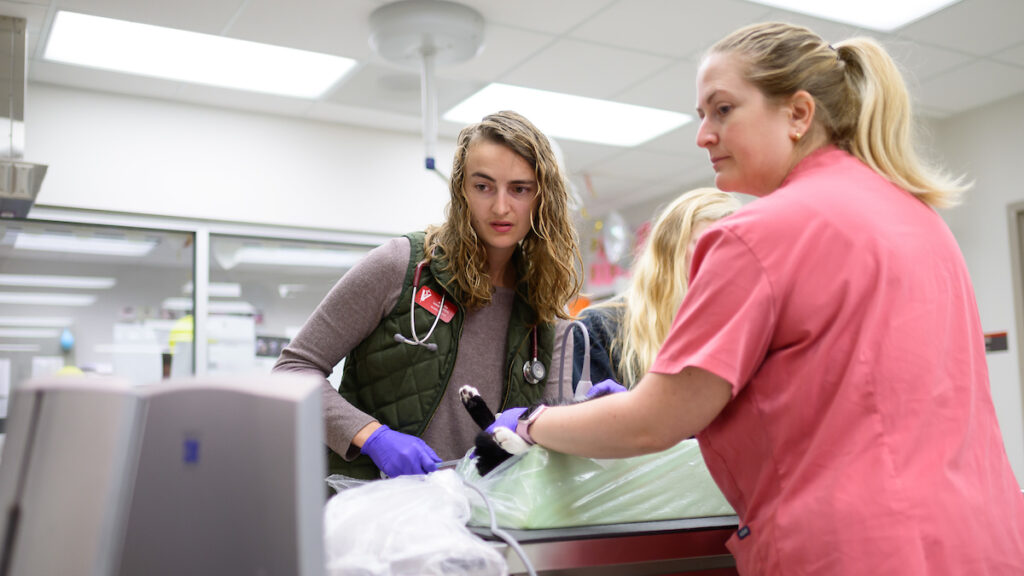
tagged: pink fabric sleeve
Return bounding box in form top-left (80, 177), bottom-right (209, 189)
top-left (649, 227), bottom-right (776, 397)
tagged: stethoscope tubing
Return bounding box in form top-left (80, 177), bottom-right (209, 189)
top-left (396, 260), bottom-right (547, 383)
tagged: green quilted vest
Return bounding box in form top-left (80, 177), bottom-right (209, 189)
top-left (330, 231), bottom-right (555, 479)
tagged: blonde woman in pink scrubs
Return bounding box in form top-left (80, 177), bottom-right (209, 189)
top-left (488, 22), bottom-right (1024, 575)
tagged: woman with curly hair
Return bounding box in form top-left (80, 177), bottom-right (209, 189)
top-left (275, 111), bottom-right (582, 481)
top-left (573, 188), bottom-right (741, 390)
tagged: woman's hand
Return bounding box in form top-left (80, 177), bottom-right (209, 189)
top-left (360, 425), bottom-right (441, 477)
top-left (585, 379), bottom-right (628, 399)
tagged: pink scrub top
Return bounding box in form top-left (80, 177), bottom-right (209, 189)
top-left (651, 147), bottom-right (1024, 575)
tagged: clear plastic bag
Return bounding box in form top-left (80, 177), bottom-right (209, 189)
top-left (322, 469), bottom-right (508, 576)
top-left (456, 438), bottom-right (734, 530)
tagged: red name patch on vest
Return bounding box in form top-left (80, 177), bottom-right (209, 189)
top-left (415, 286), bottom-right (456, 323)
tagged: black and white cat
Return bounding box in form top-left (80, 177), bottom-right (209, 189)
top-left (459, 385), bottom-right (536, 476)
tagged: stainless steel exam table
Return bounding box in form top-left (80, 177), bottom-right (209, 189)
top-left (472, 514), bottom-right (740, 576)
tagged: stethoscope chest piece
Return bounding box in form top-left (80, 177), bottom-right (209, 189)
top-left (522, 326), bottom-right (546, 384)
top-left (523, 357), bottom-right (546, 384)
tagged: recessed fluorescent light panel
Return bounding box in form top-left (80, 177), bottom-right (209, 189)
top-left (0, 328), bottom-right (61, 339)
top-left (0, 274), bottom-right (115, 289)
top-left (161, 297), bottom-right (255, 315)
top-left (0, 293), bottom-right (97, 306)
top-left (183, 282), bottom-right (241, 298)
top-left (45, 11), bottom-right (358, 98)
top-left (0, 344), bottom-right (40, 352)
top-left (232, 247), bottom-right (365, 269)
top-left (745, 0), bottom-right (962, 32)
top-left (0, 316), bottom-right (73, 327)
top-left (11, 231), bottom-right (157, 256)
top-left (444, 83), bottom-right (691, 147)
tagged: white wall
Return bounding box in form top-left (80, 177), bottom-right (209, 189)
top-left (934, 92), bottom-right (1024, 483)
top-left (29, 84), bottom-right (453, 235)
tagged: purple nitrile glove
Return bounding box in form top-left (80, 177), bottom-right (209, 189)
top-left (585, 378), bottom-right (628, 399)
top-left (360, 425), bottom-right (442, 477)
top-left (485, 406), bottom-right (528, 435)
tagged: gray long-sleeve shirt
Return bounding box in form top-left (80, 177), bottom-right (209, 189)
top-left (273, 236), bottom-right (571, 462)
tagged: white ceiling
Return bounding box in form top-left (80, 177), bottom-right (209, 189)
top-left (13, 0), bottom-right (1024, 216)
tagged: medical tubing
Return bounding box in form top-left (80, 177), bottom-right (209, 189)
top-left (557, 320), bottom-right (591, 403)
top-left (461, 478), bottom-right (537, 576)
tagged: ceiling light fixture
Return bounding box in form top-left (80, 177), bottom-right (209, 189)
top-left (11, 231), bottom-right (157, 256)
top-left (0, 344), bottom-right (40, 352)
top-left (444, 83), bottom-right (692, 147)
top-left (369, 0), bottom-right (485, 171)
top-left (745, 0), bottom-right (962, 32)
top-left (278, 284), bottom-right (308, 298)
top-left (0, 292), bottom-right (97, 306)
top-left (161, 298), bottom-right (256, 315)
top-left (0, 328), bottom-right (60, 339)
top-left (0, 273), bottom-right (116, 289)
top-left (182, 282), bottom-right (241, 298)
top-left (44, 11), bottom-right (358, 98)
top-left (0, 316), bottom-right (73, 327)
top-left (220, 246), bottom-right (366, 270)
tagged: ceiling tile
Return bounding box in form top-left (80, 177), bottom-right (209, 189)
top-left (639, 122), bottom-right (704, 160)
top-left (441, 24), bottom-right (556, 83)
top-left (756, 8), bottom-right (867, 43)
top-left (325, 63), bottom-right (482, 117)
top-left (500, 38), bottom-right (672, 98)
top-left (993, 42), bottom-right (1024, 68)
top-left (554, 139), bottom-right (623, 174)
top-left (897, 0), bottom-right (1024, 56)
top-left (457, 0), bottom-right (617, 35)
top-left (880, 38), bottom-right (974, 84)
top-left (916, 59), bottom-right (1024, 113)
top-left (612, 60), bottom-right (700, 114)
top-left (588, 148), bottom-right (690, 182)
top-left (21, 0), bottom-right (1024, 227)
top-left (227, 0), bottom-right (380, 59)
top-left (571, 0), bottom-right (772, 58)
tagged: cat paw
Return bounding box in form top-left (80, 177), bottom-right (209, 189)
top-left (459, 385), bottom-right (480, 404)
top-left (493, 426), bottom-right (531, 455)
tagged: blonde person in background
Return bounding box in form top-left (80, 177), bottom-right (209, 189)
top-left (488, 22), bottom-right (1024, 575)
top-left (572, 188), bottom-right (742, 391)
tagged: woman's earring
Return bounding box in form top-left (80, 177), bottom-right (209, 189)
top-left (792, 132), bottom-right (802, 142)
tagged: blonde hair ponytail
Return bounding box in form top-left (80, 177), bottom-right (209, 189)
top-left (835, 39), bottom-right (969, 208)
top-left (711, 22), bottom-right (969, 209)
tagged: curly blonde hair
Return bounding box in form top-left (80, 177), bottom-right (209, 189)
top-left (599, 188), bottom-right (741, 386)
top-left (709, 22), bottom-right (969, 208)
top-left (424, 111), bottom-right (582, 322)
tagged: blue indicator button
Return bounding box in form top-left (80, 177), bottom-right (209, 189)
top-left (183, 438), bottom-right (200, 464)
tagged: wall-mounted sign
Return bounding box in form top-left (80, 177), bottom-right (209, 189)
top-left (984, 332), bottom-right (1008, 353)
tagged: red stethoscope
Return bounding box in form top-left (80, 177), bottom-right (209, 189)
top-left (393, 260), bottom-right (445, 352)
top-left (394, 260), bottom-right (547, 384)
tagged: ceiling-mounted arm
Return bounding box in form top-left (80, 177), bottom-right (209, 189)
top-left (368, 0), bottom-right (484, 174)
top-left (420, 46), bottom-right (438, 170)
